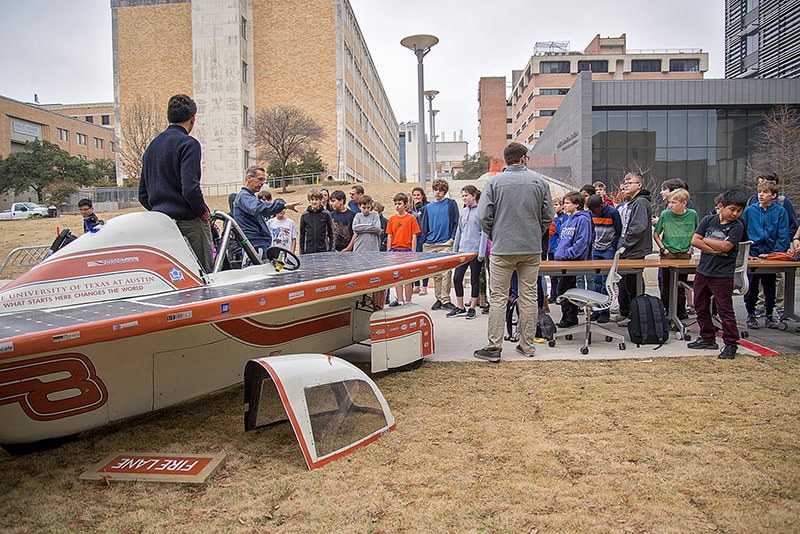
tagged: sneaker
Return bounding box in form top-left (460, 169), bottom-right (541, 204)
top-left (765, 315), bottom-right (779, 329)
top-left (473, 347), bottom-right (501, 362)
top-left (431, 300), bottom-right (443, 311)
top-left (465, 308), bottom-right (477, 320)
top-left (590, 311), bottom-right (601, 321)
top-left (446, 307), bottom-right (466, 318)
top-left (616, 317), bottom-right (631, 327)
top-left (548, 296), bottom-right (557, 304)
top-left (746, 314), bottom-right (760, 330)
top-left (718, 345), bottom-right (737, 359)
top-left (753, 309), bottom-right (765, 318)
top-left (596, 314), bottom-right (609, 324)
top-left (481, 305), bottom-right (490, 315)
top-left (687, 339), bottom-right (719, 350)
top-left (388, 300), bottom-right (401, 307)
top-left (515, 344), bottom-right (536, 357)
top-left (557, 319), bottom-right (578, 328)
top-left (442, 302), bottom-right (457, 311)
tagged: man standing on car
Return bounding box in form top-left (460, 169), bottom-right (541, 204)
top-left (139, 94), bottom-right (213, 272)
top-left (234, 166), bottom-right (301, 263)
top-left (475, 142), bottom-right (553, 362)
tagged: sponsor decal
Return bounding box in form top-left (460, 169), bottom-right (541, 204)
top-left (346, 281), bottom-right (356, 288)
top-left (167, 311), bottom-right (192, 322)
top-left (259, 297), bottom-right (266, 306)
top-left (369, 277), bottom-right (381, 283)
top-left (168, 268), bottom-right (184, 283)
top-left (221, 303), bottom-right (230, 314)
top-left (0, 353), bottom-right (108, 420)
top-left (0, 342), bottom-right (12, 353)
top-left (401, 323), bottom-right (408, 331)
top-left (112, 320), bottom-right (138, 331)
top-left (393, 271), bottom-right (399, 279)
top-left (86, 256), bottom-right (140, 267)
top-left (315, 285), bottom-right (335, 293)
top-left (288, 290), bottom-right (304, 300)
top-left (53, 331), bottom-right (80, 343)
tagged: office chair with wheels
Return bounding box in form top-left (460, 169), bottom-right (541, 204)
top-left (552, 248), bottom-right (627, 354)
top-left (677, 241), bottom-right (752, 340)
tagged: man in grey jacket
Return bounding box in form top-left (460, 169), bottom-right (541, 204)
top-left (475, 142), bottom-right (554, 362)
top-left (616, 172), bottom-right (653, 326)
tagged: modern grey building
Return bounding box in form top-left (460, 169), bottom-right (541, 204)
top-left (529, 72), bottom-right (800, 215)
top-left (725, 0), bottom-right (800, 78)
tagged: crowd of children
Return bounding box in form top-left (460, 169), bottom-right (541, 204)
top-left (245, 171), bottom-right (795, 361)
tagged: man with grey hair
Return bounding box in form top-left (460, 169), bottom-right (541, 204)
top-left (475, 142), bottom-right (554, 362)
top-left (234, 166), bottom-right (301, 263)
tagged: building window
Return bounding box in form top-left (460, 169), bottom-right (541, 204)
top-left (540, 110), bottom-right (556, 117)
top-left (578, 60), bottom-right (608, 73)
top-left (243, 106), bottom-right (249, 128)
top-left (94, 138), bottom-right (103, 149)
top-left (57, 128), bottom-right (69, 142)
top-left (539, 61), bottom-right (570, 74)
top-left (539, 88), bottom-right (569, 96)
top-left (241, 16), bottom-right (247, 39)
top-left (244, 149), bottom-right (250, 170)
top-left (242, 61), bottom-right (248, 83)
top-left (669, 58), bottom-right (700, 72)
top-left (85, 116), bottom-right (94, 123)
top-left (631, 59), bottom-right (662, 72)
top-left (101, 114), bottom-right (110, 125)
top-left (110, 141), bottom-right (116, 152)
top-left (746, 33), bottom-right (759, 55)
top-left (76, 133), bottom-right (87, 146)
top-left (506, 117), bottom-right (512, 123)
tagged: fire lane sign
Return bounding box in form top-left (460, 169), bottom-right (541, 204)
top-left (80, 452), bottom-right (226, 484)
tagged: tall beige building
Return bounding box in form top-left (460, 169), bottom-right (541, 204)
top-left (111, 0), bottom-right (399, 191)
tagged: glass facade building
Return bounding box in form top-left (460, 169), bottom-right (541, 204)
top-left (591, 107), bottom-right (784, 214)
top-left (528, 75), bottom-right (800, 219)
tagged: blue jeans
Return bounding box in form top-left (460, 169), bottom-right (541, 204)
top-left (588, 248), bottom-right (615, 315)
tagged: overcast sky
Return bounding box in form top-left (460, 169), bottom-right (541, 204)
top-left (0, 0), bottom-right (725, 152)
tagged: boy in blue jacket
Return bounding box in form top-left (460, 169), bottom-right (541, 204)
top-left (741, 181), bottom-right (789, 329)
top-left (554, 192), bottom-right (594, 328)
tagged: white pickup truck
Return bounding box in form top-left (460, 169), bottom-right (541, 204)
top-left (0, 202), bottom-right (55, 220)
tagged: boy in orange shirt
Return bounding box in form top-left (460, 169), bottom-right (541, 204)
top-left (386, 192), bottom-right (421, 306)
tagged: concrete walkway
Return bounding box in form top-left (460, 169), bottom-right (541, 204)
top-left (336, 282), bottom-right (800, 364)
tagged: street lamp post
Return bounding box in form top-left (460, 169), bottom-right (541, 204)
top-left (424, 89), bottom-right (439, 182)
top-left (431, 109), bottom-right (439, 180)
top-left (401, 34), bottom-right (438, 186)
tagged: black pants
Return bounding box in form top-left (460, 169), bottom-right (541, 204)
top-left (618, 272), bottom-right (642, 318)
top-left (453, 257), bottom-right (483, 299)
top-left (557, 275), bottom-right (579, 323)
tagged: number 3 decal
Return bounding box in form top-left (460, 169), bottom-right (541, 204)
top-left (0, 354), bottom-right (108, 421)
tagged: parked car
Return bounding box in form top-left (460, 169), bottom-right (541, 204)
top-left (0, 202), bottom-right (56, 220)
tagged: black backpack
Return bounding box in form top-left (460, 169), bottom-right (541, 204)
top-left (627, 294), bottom-right (669, 348)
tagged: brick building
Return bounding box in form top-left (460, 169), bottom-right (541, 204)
top-left (0, 95), bottom-right (117, 208)
top-left (479, 34), bottom-right (709, 151)
top-left (112, 0), bottom-right (399, 191)
top-left (40, 102), bottom-right (116, 127)
top-left (477, 77), bottom-right (511, 162)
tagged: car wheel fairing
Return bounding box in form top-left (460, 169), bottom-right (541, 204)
top-left (244, 354), bottom-right (395, 470)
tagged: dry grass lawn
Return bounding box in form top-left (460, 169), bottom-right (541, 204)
top-left (1, 183), bottom-right (799, 532)
top-left (1, 357), bottom-right (799, 532)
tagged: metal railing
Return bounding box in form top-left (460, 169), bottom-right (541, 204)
top-left (0, 245), bottom-right (50, 278)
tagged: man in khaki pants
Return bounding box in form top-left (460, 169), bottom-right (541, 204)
top-left (474, 142), bottom-right (553, 362)
top-left (420, 178), bottom-right (460, 311)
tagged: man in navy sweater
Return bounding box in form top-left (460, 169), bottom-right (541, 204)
top-left (139, 94), bottom-right (213, 272)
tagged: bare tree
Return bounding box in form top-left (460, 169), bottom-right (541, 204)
top-left (747, 105), bottom-right (800, 200)
top-left (119, 94), bottom-right (165, 185)
top-left (252, 105), bottom-right (325, 193)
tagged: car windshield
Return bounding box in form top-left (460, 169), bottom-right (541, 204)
top-left (21, 202), bottom-right (41, 209)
